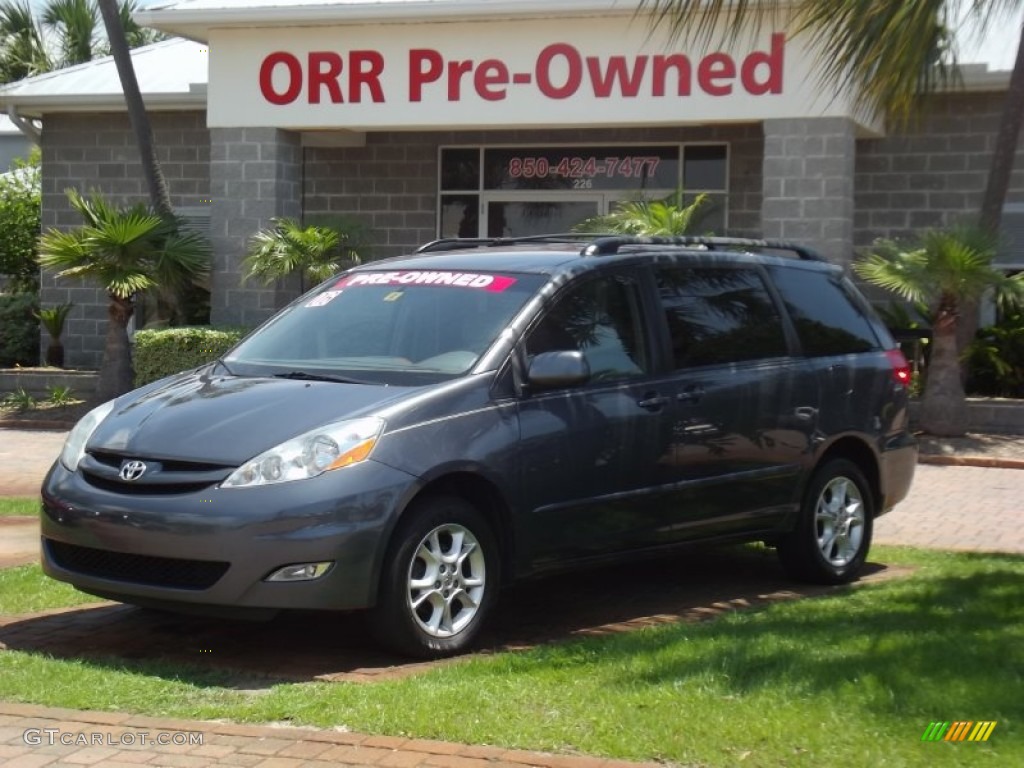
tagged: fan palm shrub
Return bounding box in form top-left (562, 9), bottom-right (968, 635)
top-left (37, 189), bottom-right (210, 400)
top-left (34, 301), bottom-right (73, 367)
top-left (242, 217), bottom-right (363, 292)
top-left (573, 191), bottom-right (711, 236)
top-left (855, 226), bottom-right (1024, 436)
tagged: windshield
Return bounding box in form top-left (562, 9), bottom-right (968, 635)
top-left (226, 269), bottom-right (545, 384)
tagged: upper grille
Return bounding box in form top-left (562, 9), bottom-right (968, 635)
top-left (46, 539), bottom-right (229, 590)
top-left (79, 451), bottom-right (233, 494)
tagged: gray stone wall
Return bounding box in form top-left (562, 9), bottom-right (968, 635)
top-left (303, 124), bottom-right (764, 260)
top-left (39, 111), bottom-right (210, 369)
top-left (854, 90), bottom-right (1024, 246)
top-left (762, 117), bottom-right (856, 265)
top-left (209, 127), bottom-right (301, 327)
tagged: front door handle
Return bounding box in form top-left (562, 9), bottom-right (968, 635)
top-left (676, 385), bottom-right (704, 404)
top-left (637, 393), bottom-right (670, 411)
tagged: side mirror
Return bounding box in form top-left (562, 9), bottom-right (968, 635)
top-left (527, 350), bottom-right (590, 390)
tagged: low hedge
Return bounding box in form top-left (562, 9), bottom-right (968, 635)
top-left (134, 326), bottom-right (247, 387)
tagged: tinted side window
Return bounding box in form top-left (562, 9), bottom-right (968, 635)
top-left (656, 266), bottom-right (788, 368)
top-left (767, 266), bottom-right (880, 356)
top-left (526, 274), bottom-right (649, 380)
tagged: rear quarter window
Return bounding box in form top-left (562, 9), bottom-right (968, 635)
top-left (767, 266), bottom-right (880, 356)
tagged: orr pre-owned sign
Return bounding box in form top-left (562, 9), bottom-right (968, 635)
top-left (258, 35), bottom-right (784, 106)
top-left (208, 16), bottom-right (861, 129)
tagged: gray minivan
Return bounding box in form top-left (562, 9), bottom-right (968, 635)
top-left (41, 236), bottom-right (917, 657)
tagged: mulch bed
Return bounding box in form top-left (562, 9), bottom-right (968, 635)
top-left (0, 401), bottom-right (92, 430)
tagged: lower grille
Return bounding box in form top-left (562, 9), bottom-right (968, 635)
top-left (46, 540), bottom-right (229, 590)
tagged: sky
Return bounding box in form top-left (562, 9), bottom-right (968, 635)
top-left (19, 0), bottom-right (1024, 73)
top-left (955, 4), bottom-right (1023, 71)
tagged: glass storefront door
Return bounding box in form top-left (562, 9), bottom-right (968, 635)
top-left (484, 196), bottom-right (602, 238)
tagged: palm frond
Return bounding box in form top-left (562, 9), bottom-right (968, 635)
top-left (242, 217), bottom-right (349, 286)
top-left (640, 0), bottom-right (1015, 125)
top-left (856, 225), bottom-right (1022, 310)
top-left (573, 190), bottom-right (710, 236)
top-left (638, 0), bottom-right (785, 48)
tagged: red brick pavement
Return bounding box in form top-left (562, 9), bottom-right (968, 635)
top-left (874, 464), bottom-right (1023, 553)
top-left (0, 429), bottom-right (66, 497)
top-left (0, 702), bottom-right (662, 768)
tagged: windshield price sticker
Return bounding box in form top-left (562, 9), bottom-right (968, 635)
top-left (338, 271), bottom-right (518, 292)
top-left (508, 155), bottom-right (660, 180)
top-left (305, 290), bottom-right (343, 307)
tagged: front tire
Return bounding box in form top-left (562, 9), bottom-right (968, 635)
top-left (370, 495), bottom-right (498, 658)
top-left (777, 459), bottom-right (874, 584)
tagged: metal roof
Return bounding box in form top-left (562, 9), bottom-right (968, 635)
top-left (0, 38), bottom-right (208, 117)
top-left (137, 0), bottom-right (633, 40)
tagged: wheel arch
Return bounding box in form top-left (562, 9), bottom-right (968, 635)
top-left (372, 470), bottom-right (517, 603)
top-left (814, 436), bottom-right (883, 516)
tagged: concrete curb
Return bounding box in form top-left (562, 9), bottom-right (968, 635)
top-left (918, 455), bottom-right (1024, 470)
top-left (0, 701), bottom-right (658, 768)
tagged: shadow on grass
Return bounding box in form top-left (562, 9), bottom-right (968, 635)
top-left (0, 545), bottom-right (897, 688)
top-left (574, 557), bottom-right (1024, 720)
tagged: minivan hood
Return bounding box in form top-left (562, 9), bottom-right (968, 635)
top-left (87, 368), bottom-right (417, 465)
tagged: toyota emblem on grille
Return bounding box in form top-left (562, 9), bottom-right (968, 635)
top-left (119, 460), bottom-right (147, 482)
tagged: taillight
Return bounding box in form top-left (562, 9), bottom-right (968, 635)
top-left (885, 348), bottom-right (912, 386)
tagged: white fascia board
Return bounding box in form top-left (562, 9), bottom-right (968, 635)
top-left (136, 0), bottom-right (635, 41)
top-left (0, 94), bottom-right (207, 118)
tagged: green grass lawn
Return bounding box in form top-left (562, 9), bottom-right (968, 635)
top-left (0, 545), bottom-right (1019, 766)
top-left (0, 497), bottom-right (36, 517)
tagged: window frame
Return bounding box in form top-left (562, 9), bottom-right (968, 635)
top-left (519, 266), bottom-right (659, 389)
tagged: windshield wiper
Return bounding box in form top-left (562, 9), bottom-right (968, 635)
top-left (272, 370), bottom-right (370, 385)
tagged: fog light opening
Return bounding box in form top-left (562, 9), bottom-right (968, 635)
top-left (265, 562), bottom-right (334, 582)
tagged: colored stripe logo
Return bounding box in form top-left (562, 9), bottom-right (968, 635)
top-left (921, 721), bottom-right (997, 742)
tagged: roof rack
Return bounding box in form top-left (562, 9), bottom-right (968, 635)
top-left (581, 236), bottom-right (825, 262)
top-left (415, 233), bottom-right (611, 254)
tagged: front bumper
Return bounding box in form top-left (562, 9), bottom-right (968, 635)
top-left (40, 458), bottom-right (417, 612)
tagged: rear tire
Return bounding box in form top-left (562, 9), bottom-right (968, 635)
top-left (370, 495), bottom-right (498, 658)
top-left (777, 459), bottom-right (874, 584)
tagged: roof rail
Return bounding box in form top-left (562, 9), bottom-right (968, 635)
top-left (581, 236), bottom-right (825, 261)
top-left (416, 233), bottom-right (613, 254)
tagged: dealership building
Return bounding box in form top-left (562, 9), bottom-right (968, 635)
top-left (1, 0), bottom-right (1022, 369)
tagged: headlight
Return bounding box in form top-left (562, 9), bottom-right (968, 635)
top-left (222, 417), bottom-right (385, 488)
top-left (60, 400), bottom-right (115, 471)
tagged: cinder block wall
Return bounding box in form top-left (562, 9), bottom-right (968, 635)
top-left (854, 90), bottom-right (1024, 246)
top-left (303, 125), bottom-right (765, 260)
top-left (39, 111), bottom-right (210, 369)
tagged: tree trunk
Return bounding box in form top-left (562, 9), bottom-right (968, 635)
top-left (963, 25), bottom-right (1024, 388)
top-left (979, 23), bottom-right (1024, 234)
top-left (96, 294), bottom-right (135, 402)
top-left (95, 0), bottom-right (172, 219)
top-left (919, 300), bottom-right (969, 437)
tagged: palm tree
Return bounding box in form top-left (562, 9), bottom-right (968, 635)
top-left (97, 0), bottom-right (172, 216)
top-left (0, 0), bottom-right (162, 83)
top-left (855, 227), bottom-right (1024, 436)
top-left (641, 1), bottom-right (1024, 232)
top-left (38, 189), bottom-right (211, 400)
top-left (42, 0), bottom-right (100, 67)
top-left (0, 1), bottom-right (49, 81)
top-left (242, 218), bottom-right (363, 293)
top-left (573, 191), bottom-right (711, 235)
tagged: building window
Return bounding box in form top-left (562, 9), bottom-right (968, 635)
top-left (438, 144), bottom-right (728, 238)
